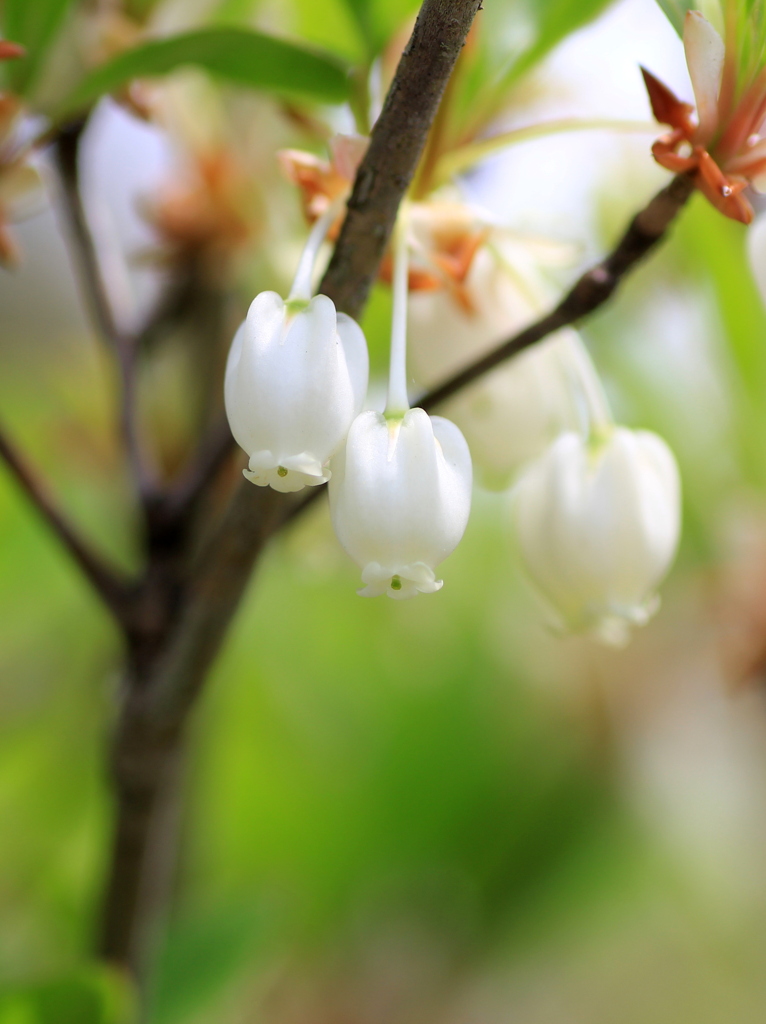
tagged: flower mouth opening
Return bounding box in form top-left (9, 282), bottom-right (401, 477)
top-left (390, 575), bottom-right (402, 591)
top-left (277, 466), bottom-right (288, 477)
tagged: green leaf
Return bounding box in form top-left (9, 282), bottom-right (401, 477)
top-left (57, 27), bottom-right (350, 116)
top-left (149, 903), bottom-right (261, 1024)
top-left (338, 0), bottom-right (420, 57)
top-left (289, 0), bottom-right (369, 63)
top-left (675, 195), bottom-right (766, 486)
top-left (1, 0), bottom-right (76, 94)
top-left (0, 967), bottom-right (135, 1024)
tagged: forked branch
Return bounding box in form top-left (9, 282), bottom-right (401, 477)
top-left (0, 424), bottom-right (134, 619)
top-left (419, 173), bottom-right (695, 411)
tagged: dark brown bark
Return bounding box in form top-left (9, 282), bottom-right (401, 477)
top-left (96, 484), bottom-right (289, 967)
top-left (319, 0), bottom-right (484, 318)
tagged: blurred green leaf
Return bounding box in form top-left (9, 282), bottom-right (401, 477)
top-left (338, 0), bottom-right (419, 57)
top-left (674, 196), bottom-right (766, 485)
top-left (1, 0), bottom-right (76, 94)
top-left (210, 0), bottom-right (262, 26)
top-left (149, 903), bottom-right (262, 1024)
top-left (289, 0), bottom-right (368, 64)
top-left (57, 28), bottom-right (350, 116)
top-left (0, 967), bottom-right (134, 1024)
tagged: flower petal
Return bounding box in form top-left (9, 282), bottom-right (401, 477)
top-left (684, 11), bottom-right (724, 143)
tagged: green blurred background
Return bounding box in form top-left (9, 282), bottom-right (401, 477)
top-left (4, 0), bottom-right (766, 1020)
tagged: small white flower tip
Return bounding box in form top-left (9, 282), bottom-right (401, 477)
top-left (357, 561), bottom-right (444, 600)
top-left (243, 451), bottom-right (329, 492)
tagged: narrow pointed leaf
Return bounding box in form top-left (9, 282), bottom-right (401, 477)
top-left (57, 27), bottom-right (350, 116)
top-left (1, 0), bottom-right (77, 94)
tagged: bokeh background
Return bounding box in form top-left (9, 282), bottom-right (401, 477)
top-left (4, 0), bottom-right (766, 1020)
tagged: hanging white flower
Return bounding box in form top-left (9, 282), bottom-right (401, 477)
top-left (224, 201), bottom-right (368, 493)
top-left (514, 426), bottom-right (681, 645)
top-left (329, 408), bottom-right (472, 598)
top-left (329, 209), bottom-right (472, 598)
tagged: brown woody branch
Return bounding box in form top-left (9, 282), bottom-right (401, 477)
top-left (319, 0), bottom-right (484, 317)
top-left (419, 172), bottom-right (696, 411)
top-left (0, 423), bottom-right (134, 619)
top-left (53, 122), bottom-right (158, 503)
top-left (160, 416), bottom-right (235, 522)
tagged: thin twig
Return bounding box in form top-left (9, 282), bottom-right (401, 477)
top-left (52, 121), bottom-right (158, 502)
top-left (0, 423), bottom-right (134, 619)
top-left (419, 173), bottom-right (696, 410)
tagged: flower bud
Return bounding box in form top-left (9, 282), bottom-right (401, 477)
top-left (514, 427), bottom-right (681, 644)
top-left (329, 408), bottom-right (472, 598)
top-left (224, 291), bottom-right (368, 492)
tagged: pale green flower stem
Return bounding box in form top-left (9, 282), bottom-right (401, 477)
top-left (385, 211), bottom-right (411, 417)
top-left (565, 334), bottom-right (614, 441)
top-left (288, 196), bottom-right (347, 303)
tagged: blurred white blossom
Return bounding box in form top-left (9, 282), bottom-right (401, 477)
top-left (514, 427), bottom-right (681, 644)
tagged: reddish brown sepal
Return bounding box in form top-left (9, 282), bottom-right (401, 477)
top-left (694, 150), bottom-right (753, 223)
top-left (641, 66), bottom-right (695, 133)
top-left (0, 41), bottom-right (26, 61)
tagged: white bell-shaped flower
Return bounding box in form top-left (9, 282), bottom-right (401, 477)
top-left (224, 200), bottom-right (368, 493)
top-left (225, 292), bottom-right (368, 492)
top-left (329, 408), bottom-right (472, 598)
top-left (329, 210), bottom-right (472, 598)
top-left (514, 426), bottom-right (681, 645)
